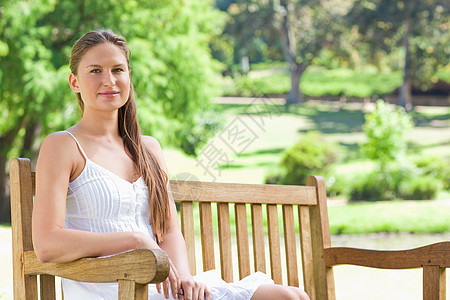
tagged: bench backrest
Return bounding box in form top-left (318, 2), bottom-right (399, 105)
top-left (170, 177), bottom-right (335, 299)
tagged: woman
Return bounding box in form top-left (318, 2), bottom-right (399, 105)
top-left (32, 29), bottom-right (310, 300)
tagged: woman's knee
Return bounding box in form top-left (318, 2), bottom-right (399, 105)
top-left (289, 286), bottom-right (310, 300)
top-left (252, 284), bottom-right (310, 300)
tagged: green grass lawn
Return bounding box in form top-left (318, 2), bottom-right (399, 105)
top-left (223, 65), bottom-right (402, 97)
top-left (163, 100), bottom-right (450, 234)
top-left (328, 200), bottom-right (450, 234)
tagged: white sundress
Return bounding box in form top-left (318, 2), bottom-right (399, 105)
top-left (61, 131), bottom-right (274, 300)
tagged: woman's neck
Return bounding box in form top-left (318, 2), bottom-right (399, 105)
top-left (76, 109), bottom-right (120, 137)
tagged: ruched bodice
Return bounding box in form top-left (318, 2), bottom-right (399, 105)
top-left (66, 157), bottom-right (155, 240)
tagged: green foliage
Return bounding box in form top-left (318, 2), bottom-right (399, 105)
top-left (348, 0), bottom-right (449, 90)
top-left (436, 65), bottom-right (450, 83)
top-left (265, 131), bottom-right (339, 186)
top-left (399, 175), bottom-right (441, 200)
top-left (325, 175), bottom-right (347, 198)
top-left (361, 100), bottom-right (413, 169)
top-left (349, 171), bottom-right (393, 201)
top-left (0, 0), bottom-right (224, 158)
top-left (349, 164), bottom-right (416, 201)
top-left (413, 156), bottom-right (450, 190)
top-left (349, 103), bottom-right (444, 201)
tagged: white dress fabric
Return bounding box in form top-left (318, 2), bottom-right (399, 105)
top-left (61, 131), bottom-right (274, 300)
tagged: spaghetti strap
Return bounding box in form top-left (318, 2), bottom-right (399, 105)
top-left (63, 131), bottom-right (88, 160)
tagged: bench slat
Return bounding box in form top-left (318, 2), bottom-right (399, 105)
top-left (251, 204), bottom-right (266, 274)
top-left (299, 205), bottom-right (315, 297)
top-left (283, 205), bottom-right (299, 287)
top-left (423, 266), bottom-right (445, 300)
top-left (180, 202), bottom-right (196, 275)
top-left (199, 202), bottom-right (215, 271)
top-left (267, 204), bottom-right (282, 284)
top-left (40, 275), bottom-right (56, 300)
top-left (170, 180), bottom-right (317, 205)
top-left (217, 203), bottom-right (233, 282)
top-left (235, 204), bottom-right (251, 279)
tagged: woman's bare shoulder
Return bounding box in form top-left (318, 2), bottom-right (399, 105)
top-left (40, 131), bottom-right (77, 152)
top-left (141, 135), bottom-right (167, 170)
top-left (38, 131), bottom-right (81, 168)
top-left (141, 135), bottom-right (162, 152)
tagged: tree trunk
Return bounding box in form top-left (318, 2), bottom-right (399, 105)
top-left (0, 154), bottom-right (10, 223)
top-left (279, 0), bottom-right (305, 105)
top-left (286, 64), bottom-right (306, 104)
top-left (398, 5), bottom-right (413, 111)
top-left (20, 118), bottom-right (41, 160)
top-left (399, 76), bottom-right (412, 111)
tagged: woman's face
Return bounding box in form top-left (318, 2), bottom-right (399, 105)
top-left (69, 43), bottom-right (131, 113)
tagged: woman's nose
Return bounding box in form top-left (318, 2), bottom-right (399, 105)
top-left (103, 71), bottom-right (115, 86)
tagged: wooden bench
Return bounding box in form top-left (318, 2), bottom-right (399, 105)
top-left (10, 157), bottom-right (449, 299)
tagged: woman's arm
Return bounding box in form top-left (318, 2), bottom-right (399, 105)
top-left (32, 133), bottom-right (159, 263)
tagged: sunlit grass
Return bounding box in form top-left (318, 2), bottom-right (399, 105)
top-left (223, 65), bottom-right (403, 98)
top-left (328, 201), bottom-right (450, 234)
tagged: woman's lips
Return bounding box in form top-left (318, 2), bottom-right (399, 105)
top-left (99, 91), bottom-right (119, 98)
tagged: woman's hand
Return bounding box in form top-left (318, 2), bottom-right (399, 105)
top-left (156, 258), bottom-right (181, 299)
top-left (155, 261), bottom-right (212, 300)
top-left (178, 274), bottom-right (212, 300)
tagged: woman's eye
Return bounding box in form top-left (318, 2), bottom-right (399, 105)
top-left (113, 68), bottom-right (124, 72)
top-left (90, 69), bottom-right (100, 73)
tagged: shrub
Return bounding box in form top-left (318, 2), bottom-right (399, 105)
top-left (349, 171), bottom-right (394, 201)
top-left (399, 175), bottom-right (441, 200)
top-left (414, 156), bottom-right (450, 190)
top-left (264, 168), bottom-right (285, 185)
top-left (325, 175), bottom-right (347, 198)
top-left (349, 162), bottom-right (442, 201)
top-left (361, 99), bottom-right (413, 171)
top-left (265, 132), bottom-right (339, 186)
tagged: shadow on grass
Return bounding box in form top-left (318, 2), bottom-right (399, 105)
top-left (338, 142), bottom-right (361, 162)
top-left (407, 140), bottom-right (450, 152)
top-left (412, 111), bottom-right (450, 128)
top-left (238, 147), bottom-right (285, 157)
top-left (220, 102), bottom-right (367, 134)
top-left (299, 109), bottom-right (366, 134)
top-left (219, 158), bottom-right (279, 170)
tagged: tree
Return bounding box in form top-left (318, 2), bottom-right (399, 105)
top-left (223, 0), bottom-right (353, 104)
top-left (347, 0), bottom-right (449, 110)
top-left (0, 0), bottom-right (223, 221)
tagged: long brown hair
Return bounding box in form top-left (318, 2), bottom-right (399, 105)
top-left (69, 29), bottom-right (170, 243)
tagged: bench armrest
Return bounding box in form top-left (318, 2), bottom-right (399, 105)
top-left (324, 241), bottom-right (450, 269)
top-left (23, 249), bottom-right (170, 284)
